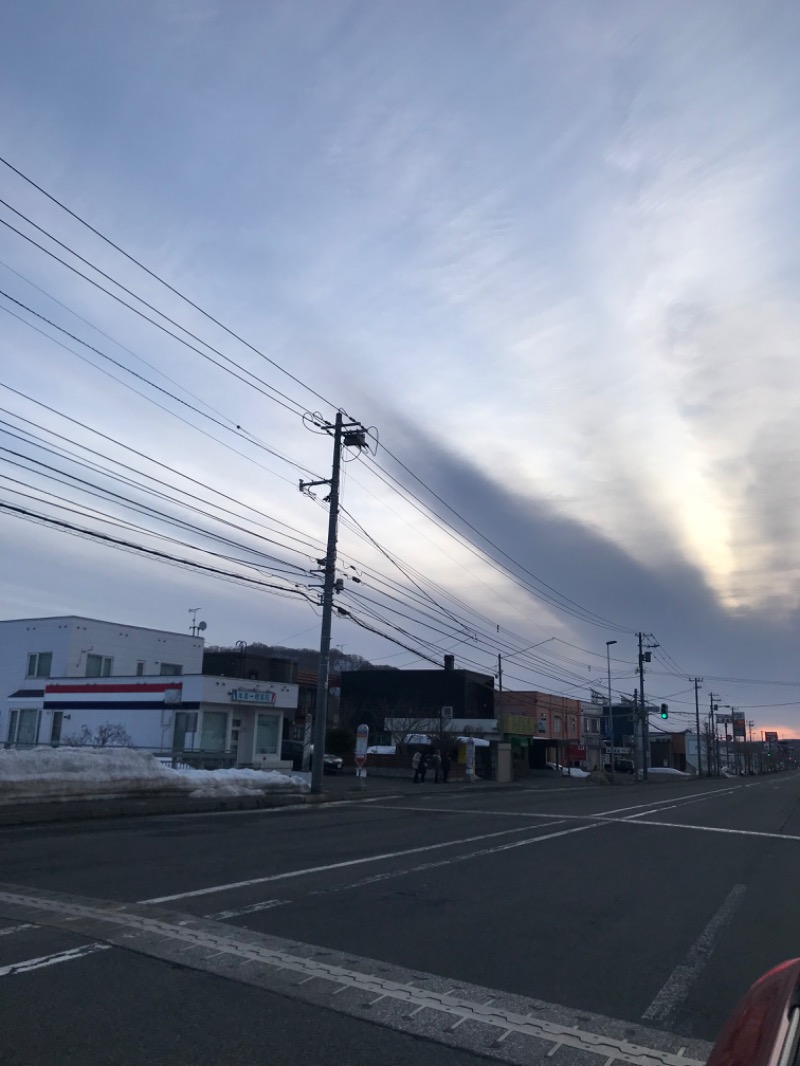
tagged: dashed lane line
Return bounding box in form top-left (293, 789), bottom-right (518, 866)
top-left (0, 942), bottom-right (110, 977)
top-left (139, 818), bottom-right (581, 905)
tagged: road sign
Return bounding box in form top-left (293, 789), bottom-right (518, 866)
top-left (302, 713), bottom-right (312, 771)
top-left (765, 731), bottom-right (779, 743)
top-left (354, 723), bottom-right (369, 768)
top-left (465, 737), bottom-right (476, 781)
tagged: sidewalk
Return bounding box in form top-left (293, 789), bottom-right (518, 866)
top-left (0, 769), bottom-right (599, 827)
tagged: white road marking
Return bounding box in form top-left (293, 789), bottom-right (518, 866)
top-left (0, 923), bottom-right (34, 937)
top-left (599, 787), bottom-right (741, 817)
top-left (0, 942), bottom-right (111, 977)
top-left (349, 803), bottom-right (564, 819)
top-left (0, 885), bottom-right (712, 1066)
top-left (624, 810), bottom-right (660, 819)
top-left (140, 820), bottom-right (588, 904)
top-left (304, 821), bottom-right (572, 898)
top-left (642, 884), bottom-right (747, 1024)
top-left (207, 899), bottom-right (290, 920)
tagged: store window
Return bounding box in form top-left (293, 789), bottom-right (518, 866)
top-left (200, 711), bottom-right (228, 751)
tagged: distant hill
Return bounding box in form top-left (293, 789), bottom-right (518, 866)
top-left (204, 642), bottom-right (397, 672)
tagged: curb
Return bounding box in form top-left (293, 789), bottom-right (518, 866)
top-left (0, 789), bottom-right (331, 827)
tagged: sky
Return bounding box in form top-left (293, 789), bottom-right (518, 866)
top-left (1, 0), bottom-right (800, 736)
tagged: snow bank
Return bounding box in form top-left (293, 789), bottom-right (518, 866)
top-left (648, 766), bottom-right (689, 777)
top-left (560, 767), bottom-right (591, 778)
top-left (0, 747), bottom-right (308, 803)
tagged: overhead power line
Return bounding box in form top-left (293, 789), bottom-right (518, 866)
top-left (0, 156), bottom-right (338, 412)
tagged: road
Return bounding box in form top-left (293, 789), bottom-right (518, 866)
top-left (3, 772), bottom-right (800, 1065)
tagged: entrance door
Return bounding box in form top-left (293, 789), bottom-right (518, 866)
top-left (51, 711), bottom-right (64, 746)
top-left (230, 718), bottom-right (242, 762)
top-left (255, 713), bottom-right (279, 757)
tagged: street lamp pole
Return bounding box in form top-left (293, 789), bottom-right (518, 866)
top-left (606, 641), bottom-right (617, 779)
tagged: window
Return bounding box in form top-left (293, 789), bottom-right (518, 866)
top-left (200, 711), bottom-right (228, 751)
top-left (7, 708), bottom-right (40, 746)
top-left (26, 652), bottom-right (52, 678)
top-left (554, 716), bottom-right (563, 735)
top-left (255, 713), bottom-right (279, 755)
top-left (159, 663), bottom-right (182, 676)
top-left (85, 654), bottom-right (113, 677)
top-left (136, 661), bottom-right (145, 676)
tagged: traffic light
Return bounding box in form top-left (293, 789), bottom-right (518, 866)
top-left (660, 704), bottom-right (669, 719)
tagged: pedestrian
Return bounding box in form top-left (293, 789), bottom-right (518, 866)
top-left (418, 750), bottom-right (428, 784)
top-left (432, 748), bottom-right (442, 783)
top-left (412, 750), bottom-right (421, 783)
top-left (441, 750), bottom-right (451, 784)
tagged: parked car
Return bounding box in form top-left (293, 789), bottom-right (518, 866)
top-left (280, 739), bottom-right (343, 773)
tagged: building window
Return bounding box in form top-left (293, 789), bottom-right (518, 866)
top-left (200, 711), bottom-right (228, 751)
top-left (136, 661), bottom-right (145, 676)
top-left (86, 654), bottom-right (113, 677)
top-left (255, 713), bottom-right (280, 755)
top-left (159, 663), bottom-right (182, 676)
top-left (554, 716), bottom-right (563, 735)
top-left (26, 652), bottom-right (53, 678)
top-left (7, 707), bottom-right (40, 746)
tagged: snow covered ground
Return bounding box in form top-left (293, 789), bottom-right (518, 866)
top-left (647, 766), bottom-right (689, 777)
top-left (0, 747), bottom-right (308, 803)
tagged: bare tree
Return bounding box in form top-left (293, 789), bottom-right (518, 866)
top-left (63, 722), bottom-right (134, 747)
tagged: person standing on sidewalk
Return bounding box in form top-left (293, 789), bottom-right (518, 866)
top-left (431, 748), bottom-right (442, 783)
top-left (418, 750), bottom-right (428, 783)
top-left (441, 750), bottom-right (451, 784)
top-left (412, 750), bottom-right (421, 782)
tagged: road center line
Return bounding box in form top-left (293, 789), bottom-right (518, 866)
top-left (140, 820), bottom-right (575, 904)
top-left (642, 884), bottom-right (747, 1024)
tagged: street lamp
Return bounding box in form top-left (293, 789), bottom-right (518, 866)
top-left (606, 641), bottom-right (617, 778)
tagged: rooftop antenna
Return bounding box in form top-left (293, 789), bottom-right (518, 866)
top-left (189, 608), bottom-right (206, 638)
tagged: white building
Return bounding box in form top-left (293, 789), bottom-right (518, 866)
top-left (1, 616), bottom-right (297, 768)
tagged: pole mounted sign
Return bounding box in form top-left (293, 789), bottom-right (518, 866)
top-left (354, 723), bottom-right (369, 789)
top-left (354, 724), bottom-right (369, 768)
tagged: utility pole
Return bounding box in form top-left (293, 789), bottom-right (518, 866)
top-left (606, 640), bottom-right (617, 780)
top-left (638, 633), bottom-right (649, 781)
top-left (300, 412), bottom-right (367, 794)
top-left (709, 693), bottom-right (720, 776)
top-left (497, 653), bottom-right (503, 695)
top-left (692, 678), bottom-right (703, 776)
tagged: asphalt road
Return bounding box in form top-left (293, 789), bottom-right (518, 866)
top-left (3, 772), bottom-right (800, 1065)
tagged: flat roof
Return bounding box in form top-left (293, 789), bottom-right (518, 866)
top-left (0, 616), bottom-right (201, 640)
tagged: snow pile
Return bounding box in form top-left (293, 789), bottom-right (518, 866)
top-left (0, 747), bottom-right (308, 804)
top-left (560, 767), bottom-right (591, 778)
top-left (648, 766), bottom-right (689, 777)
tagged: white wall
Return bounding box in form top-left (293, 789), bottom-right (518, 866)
top-left (0, 616), bottom-right (203, 683)
top-left (0, 616), bottom-right (203, 745)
